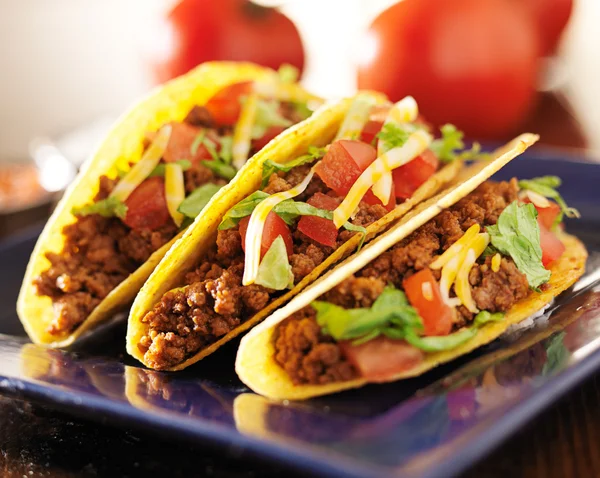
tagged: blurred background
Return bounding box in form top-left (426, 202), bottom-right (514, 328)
top-left (0, 0), bottom-right (598, 235)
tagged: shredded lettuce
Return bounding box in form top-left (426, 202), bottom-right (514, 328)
top-left (486, 201), bottom-right (551, 289)
top-left (518, 176), bottom-right (580, 228)
top-left (201, 159), bottom-right (237, 180)
top-left (261, 146), bottom-right (326, 187)
top-left (313, 284), bottom-right (506, 351)
top-left (255, 235), bottom-right (294, 290)
top-left (542, 331), bottom-right (570, 376)
top-left (149, 159), bottom-right (192, 178)
top-left (72, 196), bottom-right (127, 220)
top-left (251, 99), bottom-right (293, 140)
top-left (218, 192), bottom-right (366, 246)
top-left (376, 123), bottom-right (415, 152)
top-left (177, 183), bottom-right (223, 219)
top-left (430, 124), bottom-right (484, 162)
top-left (278, 63), bottom-right (300, 83)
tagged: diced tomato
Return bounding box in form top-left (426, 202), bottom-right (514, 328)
top-left (360, 120), bottom-right (384, 146)
top-left (403, 268), bottom-right (453, 336)
top-left (363, 182), bottom-right (396, 212)
top-left (251, 125), bottom-right (287, 152)
top-left (163, 122), bottom-right (219, 164)
top-left (340, 337), bottom-right (424, 382)
top-left (238, 211), bottom-right (293, 259)
top-left (314, 140), bottom-right (377, 196)
top-left (539, 222), bottom-right (565, 267)
top-left (392, 150), bottom-right (439, 200)
top-left (297, 193), bottom-right (340, 248)
top-left (524, 199), bottom-right (562, 230)
top-left (123, 177), bottom-right (172, 231)
top-left (204, 81), bottom-right (253, 126)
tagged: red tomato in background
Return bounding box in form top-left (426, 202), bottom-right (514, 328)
top-left (297, 193), bottom-right (340, 248)
top-left (239, 211), bottom-right (293, 259)
top-left (392, 150), bottom-right (439, 200)
top-left (340, 337), bottom-right (424, 382)
top-left (403, 268), bottom-right (453, 336)
top-left (150, 0), bottom-right (304, 83)
top-left (522, 0), bottom-right (574, 56)
top-left (123, 177), bottom-right (171, 230)
top-left (358, 0), bottom-right (540, 138)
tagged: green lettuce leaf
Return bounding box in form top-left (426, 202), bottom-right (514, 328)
top-left (255, 235), bottom-right (294, 290)
top-left (201, 159), bottom-right (237, 180)
top-left (251, 99), bottom-right (293, 140)
top-left (518, 176), bottom-right (580, 227)
top-left (542, 331), bottom-right (570, 376)
top-left (148, 159), bottom-right (192, 178)
top-left (278, 63), bottom-right (300, 83)
top-left (261, 146), bottom-right (325, 187)
top-left (376, 123), bottom-right (413, 152)
top-left (72, 196), bottom-right (127, 220)
top-left (430, 124), bottom-right (484, 162)
top-left (486, 201), bottom-right (551, 289)
top-left (177, 183), bottom-right (223, 219)
top-left (218, 193), bottom-right (366, 245)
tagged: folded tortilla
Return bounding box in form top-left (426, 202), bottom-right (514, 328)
top-left (126, 93), bottom-right (464, 370)
top-left (233, 133), bottom-right (588, 401)
top-left (18, 62), bottom-right (320, 347)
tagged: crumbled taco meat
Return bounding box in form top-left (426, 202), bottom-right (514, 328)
top-left (33, 115), bottom-right (226, 337)
top-left (138, 169), bottom-right (388, 370)
top-left (274, 179), bottom-right (531, 385)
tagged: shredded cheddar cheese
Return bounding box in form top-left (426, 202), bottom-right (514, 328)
top-left (110, 124), bottom-right (171, 202)
top-left (333, 129), bottom-right (432, 228)
top-left (164, 163), bottom-right (185, 227)
top-left (454, 233), bottom-right (490, 313)
top-left (242, 168), bottom-right (315, 286)
top-left (372, 96), bottom-right (419, 203)
top-left (422, 282), bottom-right (434, 301)
top-left (491, 253), bottom-right (502, 273)
top-left (430, 224), bottom-right (480, 270)
top-left (335, 95), bottom-right (377, 141)
top-left (232, 92), bottom-right (259, 170)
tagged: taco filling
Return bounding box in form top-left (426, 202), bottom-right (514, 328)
top-left (33, 77), bottom-right (314, 337)
top-left (137, 95), bottom-right (481, 369)
top-left (272, 176), bottom-right (579, 385)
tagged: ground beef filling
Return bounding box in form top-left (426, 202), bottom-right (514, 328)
top-left (33, 111), bottom-right (227, 337)
top-left (274, 179), bottom-right (531, 386)
top-left (138, 168), bottom-right (388, 370)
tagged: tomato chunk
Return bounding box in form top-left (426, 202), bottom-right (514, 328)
top-left (251, 125), bottom-right (286, 152)
top-left (340, 336), bottom-right (424, 382)
top-left (205, 81), bottom-right (253, 126)
top-left (360, 120), bottom-right (384, 146)
top-left (403, 268), bottom-right (453, 336)
top-left (392, 150), bottom-right (439, 200)
top-left (297, 193), bottom-right (340, 248)
top-left (531, 201), bottom-right (561, 230)
top-left (314, 140), bottom-right (377, 196)
top-left (239, 211), bottom-right (293, 259)
top-left (123, 177), bottom-right (171, 231)
top-left (539, 222), bottom-right (565, 267)
top-left (163, 122), bottom-right (219, 164)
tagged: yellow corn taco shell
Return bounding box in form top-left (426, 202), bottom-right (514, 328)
top-left (18, 62), bottom-right (321, 348)
top-left (233, 133), bottom-right (586, 401)
top-left (126, 93), bottom-right (463, 371)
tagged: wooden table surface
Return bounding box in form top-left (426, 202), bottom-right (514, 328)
top-left (0, 92), bottom-right (597, 478)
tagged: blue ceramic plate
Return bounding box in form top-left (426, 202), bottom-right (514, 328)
top-left (1, 148), bottom-right (600, 478)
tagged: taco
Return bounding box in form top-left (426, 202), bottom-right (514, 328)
top-left (126, 92), bottom-right (484, 371)
top-left (235, 140), bottom-right (588, 400)
top-left (18, 62), bottom-right (321, 347)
